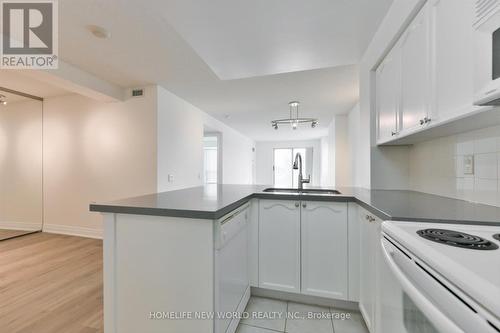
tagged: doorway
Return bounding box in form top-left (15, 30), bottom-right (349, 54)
top-left (203, 133), bottom-right (222, 184)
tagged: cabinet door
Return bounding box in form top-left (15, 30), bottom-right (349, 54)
top-left (301, 201), bottom-right (348, 299)
top-left (347, 202), bottom-right (361, 302)
top-left (248, 199), bottom-right (259, 287)
top-left (376, 46), bottom-right (401, 143)
top-left (359, 209), bottom-right (378, 332)
top-left (400, 3), bottom-right (431, 133)
top-left (259, 200), bottom-right (301, 293)
top-left (430, 0), bottom-right (474, 121)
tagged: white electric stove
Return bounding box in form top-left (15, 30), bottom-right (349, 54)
top-left (379, 221), bottom-right (500, 333)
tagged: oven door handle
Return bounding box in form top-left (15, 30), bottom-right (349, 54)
top-left (381, 239), bottom-right (465, 333)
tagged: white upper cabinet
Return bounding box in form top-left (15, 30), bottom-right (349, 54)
top-left (429, 0), bottom-right (474, 121)
top-left (258, 200), bottom-right (301, 293)
top-left (376, 0), bottom-right (482, 145)
top-left (400, 3), bottom-right (431, 134)
top-left (376, 45), bottom-right (401, 143)
top-left (300, 201), bottom-right (348, 300)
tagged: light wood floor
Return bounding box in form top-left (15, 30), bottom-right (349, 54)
top-left (0, 229), bottom-right (38, 241)
top-left (0, 232), bottom-right (103, 333)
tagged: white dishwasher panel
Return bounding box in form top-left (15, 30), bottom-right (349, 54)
top-left (215, 205), bottom-right (249, 333)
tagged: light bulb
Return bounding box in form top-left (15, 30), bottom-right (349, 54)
top-left (292, 121), bottom-right (298, 130)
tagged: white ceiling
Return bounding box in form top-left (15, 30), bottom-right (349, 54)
top-left (55, 0), bottom-right (392, 141)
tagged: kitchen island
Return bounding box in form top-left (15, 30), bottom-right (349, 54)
top-left (90, 184), bottom-right (500, 333)
top-left (91, 184), bottom-right (500, 225)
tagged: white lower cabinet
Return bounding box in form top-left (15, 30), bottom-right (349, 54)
top-left (258, 199), bottom-right (349, 300)
top-left (248, 199), bottom-right (259, 287)
top-left (301, 201), bottom-right (348, 299)
top-left (258, 200), bottom-right (301, 293)
top-left (358, 207), bottom-right (382, 333)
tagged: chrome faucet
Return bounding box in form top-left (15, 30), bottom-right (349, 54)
top-left (293, 152), bottom-right (310, 190)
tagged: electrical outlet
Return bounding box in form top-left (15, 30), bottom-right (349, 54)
top-left (168, 174), bottom-right (174, 182)
top-left (463, 155), bottom-right (474, 175)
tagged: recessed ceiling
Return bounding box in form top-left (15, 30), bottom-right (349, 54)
top-left (55, 0), bottom-right (392, 140)
top-left (172, 65), bottom-right (359, 141)
top-left (0, 90), bottom-right (34, 104)
top-left (0, 70), bottom-right (68, 99)
top-left (158, 0), bottom-right (393, 80)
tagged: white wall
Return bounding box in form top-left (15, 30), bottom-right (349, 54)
top-left (320, 136), bottom-right (330, 186)
top-left (41, 85), bottom-right (254, 238)
top-left (157, 86), bottom-right (255, 192)
top-left (347, 103), bottom-right (361, 187)
top-left (255, 139), bottom-right (321, 186)
top-left (409, 125), bottom-right (500, 207)
top-left (201, 113), bottom-right (255, 185)
top-left (334, 115), bottom-right (351, 187)
top-left (157, 87), bottom-right (204, 191)
top-left (354, 0), bottom-right (424, 189)
top-left (326, 120), bottom-right (335, 187)
top-left (43, 87), bottom-right (158, 238)
top-left (322, 112), bottom-right (353, 188)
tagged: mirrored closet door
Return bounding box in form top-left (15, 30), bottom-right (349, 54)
top-left (0, 88), bottom-right (43, 240)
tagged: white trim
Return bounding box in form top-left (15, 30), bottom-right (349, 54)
top-left (0, 221), bottom-right (42, 231)
top-left (251, 287), bottom-right (359, 311)
top-left (42, 223), bottom-right (102, 239)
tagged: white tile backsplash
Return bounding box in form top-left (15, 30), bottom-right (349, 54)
top-left (474, 178), bottom-right (498, 206)
top-left (455, 132), bottom-right (474, 155)
top-left (456, 177), bottom-right (474, 202)
top-left (474, 127), bottom-right (498, 154)
top-left (474, 153), bottom-right (497, 179)
top-left (409, 125), bottom-right (500, 207)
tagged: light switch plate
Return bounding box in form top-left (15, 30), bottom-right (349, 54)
top-left (463, 155), bottom-right (474, 175)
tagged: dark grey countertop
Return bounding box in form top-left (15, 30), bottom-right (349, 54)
top-left (89, 184), bottom-right (500, 225)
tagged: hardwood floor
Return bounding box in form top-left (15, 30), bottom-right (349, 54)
top-left (0, 233), bottom-right (103, 333)
top-left (0, 229), bottom-right (38, 241)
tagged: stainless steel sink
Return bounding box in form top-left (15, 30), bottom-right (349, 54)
top-left (301, 189), bottom-right (341, 195)
top-left (262, 188), bottom-right (341, 195)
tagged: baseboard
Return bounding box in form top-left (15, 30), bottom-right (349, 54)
top-left (251, 287), bottom-right (359, 311)
top-left (42, 224), bottom-right (103, 239)
top-left (0, 221), bottom-right (42, 231)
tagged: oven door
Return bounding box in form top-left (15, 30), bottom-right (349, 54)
top-left (378, 236), bottom-right (500, 333)
top-left (375, 233), bottom-right (498, 333)
top-left (378, 238), bottom-right (455, 333)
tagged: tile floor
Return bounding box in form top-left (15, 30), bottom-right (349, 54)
top-left (236, 297), bottom-right (368, 333)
